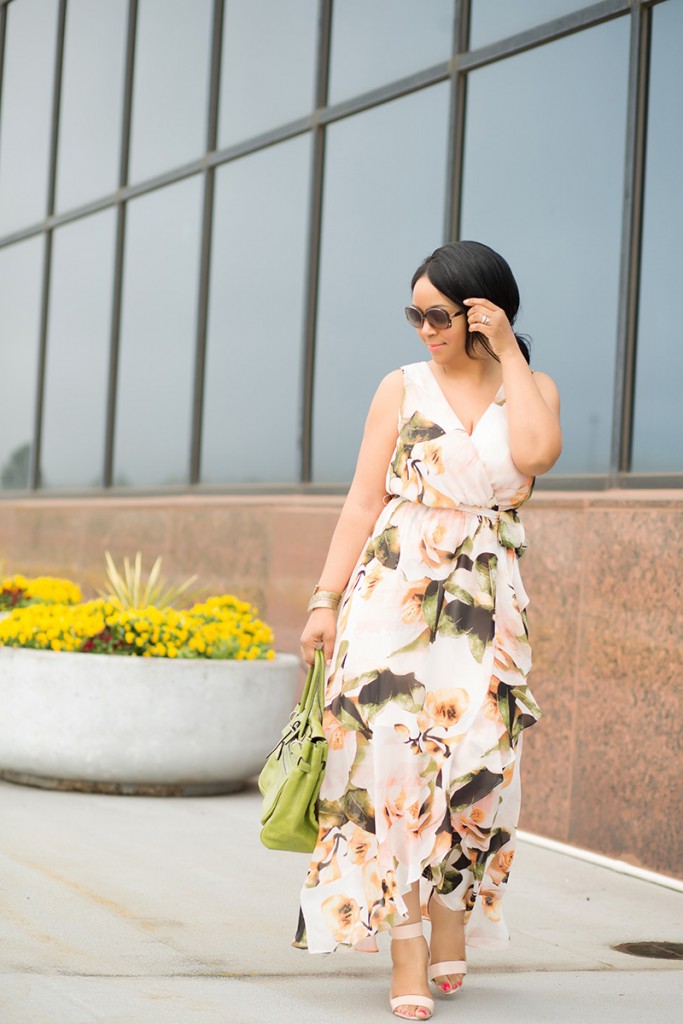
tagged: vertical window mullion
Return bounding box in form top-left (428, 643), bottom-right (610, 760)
top-left (445, 0), bottom-right (470, 242)
top-left (301, 0), bottom-right (332, 484)
top-left (0, 5), bottom-right (7, 149)
top-left (190, 0), bottom-right (224, 485)
top-left (103, 0), bottom-right (137, 488)
top-left (611, 3), bottom-right (651, 480)
top-left (29, 0), bottom-right (66, 490)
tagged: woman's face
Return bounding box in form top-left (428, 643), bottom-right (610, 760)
top-left (410, 274), bottom-right (468, 364)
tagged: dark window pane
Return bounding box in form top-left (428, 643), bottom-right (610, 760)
top-left (128, 0), bottom-right (212, 183)
top-left (460, 19), bottom-right (629, 474)
top-left (470, 0), bottom-right (596, 49)
top-left (41, 212), bottom-right (116, 489)
top-left (0, 238), bottom-right (43, 489)
top-left (201, 136), bottom-right (311, 483)
top-left (218, 0), bottom-right (317, 146)
top-left (113, 177), bottom-right (203, 486)
top-left (631, 0), bottom-right (683, 473)
top-left (55, 0), bottom-right (128, 212)
top-left (328, 0), bottom-right (453, 104)
top-left (312, 84), bottom-right (450, 482)
top-left (0, 0), bottom-right (58, 234)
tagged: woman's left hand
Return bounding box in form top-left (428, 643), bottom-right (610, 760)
top-left (464, 297), bottom-right (518, 359)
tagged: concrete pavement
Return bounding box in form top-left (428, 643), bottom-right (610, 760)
top-left (1, 778), bottom-right (681, 1023)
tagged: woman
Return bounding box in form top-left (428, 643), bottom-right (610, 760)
top-left (297, 241), bottom-right (562, 1020)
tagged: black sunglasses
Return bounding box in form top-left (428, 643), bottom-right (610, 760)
top-left (404, 305), bottom-right (466, 331)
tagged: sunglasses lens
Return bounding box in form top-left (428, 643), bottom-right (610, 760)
top-left (425, 308), bottom-right (451, 330)
top-left (404, 306), bottom-right (423, 328)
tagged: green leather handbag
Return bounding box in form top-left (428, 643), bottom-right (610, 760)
top-left (258, 648), bottom-right (328, 853)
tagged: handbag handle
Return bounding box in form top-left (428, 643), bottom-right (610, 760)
top-left (299, 648), bottom-right (326, 720)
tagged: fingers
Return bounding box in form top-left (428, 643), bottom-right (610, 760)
top-left (464, 298), bottom-right (501, 333)
top-left (299, 643), bottom-right (315, 667)
top-left (300, 630), bottom-right (336, 667)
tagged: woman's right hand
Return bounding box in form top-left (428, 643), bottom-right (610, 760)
top-left (300, 608), bottom-right (337, 667)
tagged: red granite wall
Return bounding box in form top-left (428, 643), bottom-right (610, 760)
top-left (0, 490), bottom-right (681, 878)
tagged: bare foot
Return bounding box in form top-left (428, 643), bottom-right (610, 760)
top-left (428, 898), bottom-right (466, 993)
top-left (390, 933), bottom-right (432, 1019)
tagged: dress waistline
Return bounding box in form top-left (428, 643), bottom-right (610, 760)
top-left (454, 503), bottom-right (504, 522)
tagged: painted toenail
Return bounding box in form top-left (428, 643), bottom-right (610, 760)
top-left (441, 983), bottom-right (451, 991)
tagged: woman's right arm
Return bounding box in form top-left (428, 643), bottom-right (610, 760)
top-left (299, 369), bottom-right (403, 666)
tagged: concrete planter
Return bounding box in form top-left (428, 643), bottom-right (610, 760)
top-left (0, 647), bottom-right (299, 796)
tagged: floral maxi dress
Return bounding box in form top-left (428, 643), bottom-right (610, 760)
top-left (297, 360), bottom-right (541, 954)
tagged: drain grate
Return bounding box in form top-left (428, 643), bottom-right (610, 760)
top-left (612, 941), bottom-right (683, 960)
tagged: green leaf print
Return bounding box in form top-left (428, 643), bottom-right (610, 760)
top-left (448, 767), bottom-right (504, 811)
top-left (390, 444), bottom-right (409, 482)
top-left (357, 668), bottom-right (426, 718)
top-left (442, 581), bottom-right (473, 604)
top-left (439, 866), bottom-right (464, 895)
top-left (437, 599), bottom-right (495, 662)
top-left (485, 828), bottom-right (512, 859)
top-left (328, 694), bottom-right (372, 738)
top-left (341, 669), bottom-right (380, 696)
top-left (369, 524), bottom-right (400, 570)
top-left (387, 627), bottom-right (432, 658)
top-left (496, 682), bottom-right (514, 737)
top-left (422, 579), bottom-right (445, 638)
top-left (342, 786), bottom-right (375, 832)
top-left (475, 551), bottom-right (497, 594)
top-left (400, 412), bottom-right (446, 444)
top-left (317, 799), bottom-right (346, 829)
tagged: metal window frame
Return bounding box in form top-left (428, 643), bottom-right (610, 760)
top-left (28, 0), bottom-right (67, 490)
top-left (189, 0), bottom-right (225, 485)
top-left (102, 0), bottom-right (138, 488)
top-left (0, 0), bottom-right (677, 498)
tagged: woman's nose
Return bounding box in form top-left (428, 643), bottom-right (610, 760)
top-left (419, 320), bottom-right (438, 342)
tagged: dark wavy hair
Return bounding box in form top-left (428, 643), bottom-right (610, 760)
top-left (411, 240), bottom-right (531, 364)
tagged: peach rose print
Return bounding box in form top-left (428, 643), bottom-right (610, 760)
top-left (321, 894), bottom-right (361, 942)
top-left (480, 889), bottom-right (502, 922)
top-left (488, 848), bottom-right (514, 885)
top-left (347, 827), bottom-right (376, 865)
top-left (400, 579), bottom-right (430, 624)
top-left (418, 688), bottom-right (470, 731)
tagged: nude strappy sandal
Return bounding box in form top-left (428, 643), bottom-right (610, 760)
top-left (389, 921), bottom-right (434, 1020)
top-left (427, 892), bottom-right (467, 995)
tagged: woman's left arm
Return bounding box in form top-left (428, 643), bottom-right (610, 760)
top-left (465, 297), bottom-right (562, 477)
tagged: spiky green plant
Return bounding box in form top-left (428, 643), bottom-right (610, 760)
top-left (97, 551), bottom-right (198, 610)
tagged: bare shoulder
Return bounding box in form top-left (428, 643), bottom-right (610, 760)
top-left (369, 368), bottom-right (403, 408)
top-left (532, 370), bottom-right (560, 410)
top-left (364, 368), bottom-right (403, 433)
top-left (377, 367), bottom-right (404, 393)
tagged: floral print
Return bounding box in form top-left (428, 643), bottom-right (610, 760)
top-left (297, 361), bottom-right (540, 954)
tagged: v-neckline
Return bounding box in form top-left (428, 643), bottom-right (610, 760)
top-left (423, 362), bottom-right (504, 438)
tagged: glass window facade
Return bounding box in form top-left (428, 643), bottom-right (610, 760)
top-left (0, 0), bottom-right (58, 234)
top-left (128, 0), bottom-right (213, 183)
top-left (218, 0), bottom-right (317, 146)
top-left (328, 0), bottom-right (453, 104)
top-left (461, 18), bottom-right (629, 475)
top-left (41, 211), bottom-right (116, 489)
top-left (201, 136), bottom-right (312, 483)
top-left (0, 236), bottom-right (43, 489)
top-left (0, 0), bottom-right (680, 493)
top-left (312, 84), bottom-right (451, 482)
top-left (55, 0), bottom-right (127, 212)
top-left (114, 177), bottom-right (203, 487)
top-left (631, 0), bottom-right (683, 473)
top-left (469, 0), bottom-right (595, 49)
